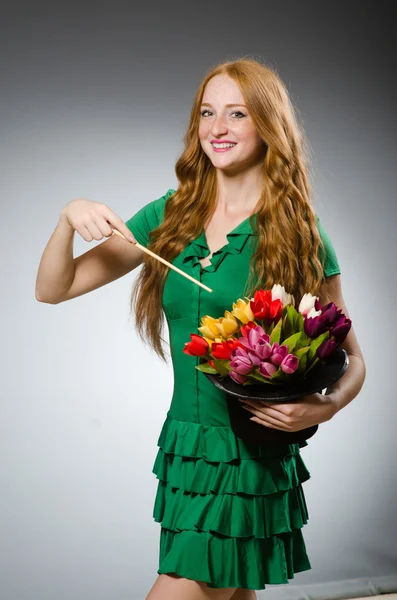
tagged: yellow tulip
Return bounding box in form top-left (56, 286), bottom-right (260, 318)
top-left (202, 336), bottom-right (223, 348)
top-left (215, 311), bottom-right (239, 337)
top-left (198, 315), bottom-right (221, 339)
top-left (198, 325), bottom-right (216, 339)
top-left (231, 297), bottom-right (255, 324)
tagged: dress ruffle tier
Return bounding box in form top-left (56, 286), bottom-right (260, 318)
top-left (152, 412), bottom-right (312, 590)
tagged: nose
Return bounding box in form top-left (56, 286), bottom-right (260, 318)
top-left (211, 114), bottom-right (228, 136)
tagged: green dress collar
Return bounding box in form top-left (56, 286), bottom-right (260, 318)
top-left (181, 213), bottom-right (258, 273)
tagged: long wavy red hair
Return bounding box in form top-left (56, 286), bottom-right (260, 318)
top-left (130, 58), bottom-right (328, 362)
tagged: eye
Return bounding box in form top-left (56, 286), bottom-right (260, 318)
top-left (231, 111), bottom-right (246, 118)
top-left (200, 109), bottom-right (246, 118)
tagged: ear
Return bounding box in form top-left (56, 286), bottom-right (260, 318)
top-left (318, 274), bottom-right (364, 360)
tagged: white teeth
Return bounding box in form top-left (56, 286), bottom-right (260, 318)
top-left (212, 143), bottom-right (236, 148)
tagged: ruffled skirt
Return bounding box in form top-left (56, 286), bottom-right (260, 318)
top-left (151, 412), bottom-right (312, 590)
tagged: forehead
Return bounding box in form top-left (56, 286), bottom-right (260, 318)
top-left (202, 74), bottom-right (244, 103)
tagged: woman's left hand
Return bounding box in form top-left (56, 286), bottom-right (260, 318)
top-left (238, 392), bottom-right (338, 432)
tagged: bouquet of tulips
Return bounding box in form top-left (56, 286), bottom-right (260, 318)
top-left (183, 284), bottom-right (351, 387)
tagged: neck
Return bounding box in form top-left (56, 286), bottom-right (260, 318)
top-left (215, 163), bottom-right (264, 216)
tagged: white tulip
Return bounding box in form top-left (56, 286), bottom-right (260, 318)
top-left (298, 292), bottom-right (318, 316)
top-left (307, 306), bottom-right (322, 318)
top-left (271, 283), bottom-right (295, 307)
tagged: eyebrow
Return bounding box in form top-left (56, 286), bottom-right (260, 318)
top-left (200, 103), bottom-right (247, 108)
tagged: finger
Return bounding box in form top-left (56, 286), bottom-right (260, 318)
top-left (249, 414), bottom-right (290, 431)
top-left (238, 398), bottom-right (263, 409)
top-left (259, 401), bottom-right (295, 416)
top-left (240, 399), bottom-right (290, 423)
top-left (79, 224), bottom-right (95, 242)
top-left (241, 405), bottom-right (289, 429)
top-left (102, 206), bottom-right (137, 243)
top-left (85, 219), bottom-right (105, 241)
top-left (92, 215), bottom-right (114, 238)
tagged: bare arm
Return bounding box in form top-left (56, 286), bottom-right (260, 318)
top-left (319, 274), bottom-right (366, 415)
top-left (35, 203), bottom-right (142, 304)
top-left (35, 213), bottom-right (77, 303)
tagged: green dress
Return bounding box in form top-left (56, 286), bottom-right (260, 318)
top-left (125, 188), bottom-right (341, 590)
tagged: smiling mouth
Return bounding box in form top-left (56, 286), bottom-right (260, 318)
top-left (211, 142), bottom-right (237, 152)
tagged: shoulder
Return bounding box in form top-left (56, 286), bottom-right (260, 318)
top-left (146, 187), bottom-right (176, 223)
top-left (125, 188), bottom-right (176, 246)
top-left (127, 188), bottom-right (175, 228)
top-left (314, 214), bottom-right (341, 278)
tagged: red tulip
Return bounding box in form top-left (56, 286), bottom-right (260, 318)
top-left (212, 338), bottom-right (243, 360)
top-left (250, 289), bottom-right (283, 325)
top-left (183, 333), bottom-right (209, 357)
top-left (240, 321), bottom-right (257, 337)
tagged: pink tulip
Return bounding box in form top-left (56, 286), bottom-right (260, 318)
top-left (280, 354), bottom-right (299, 374)
top-left (247, 351), bottom-right (262, 366)
top-left (229, 371), bottom-right (247, 384)
top-left (259, 361), bottom-right (278, 378)
top-left (230, 355), bottom-right (253, 375)
top-left (230, 347), bottom-right (249, 358)
top-left (238, 326), bottom-right (272, 361)
top-left (270, 343), bottom-right (289, 366)
top-left (256, 339), bottom-right (272, 360)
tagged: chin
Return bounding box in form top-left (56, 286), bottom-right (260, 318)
top-left (211, 160), bottom-right (238, 171)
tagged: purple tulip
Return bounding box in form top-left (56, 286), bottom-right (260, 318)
top-left (314, 298), bottom-right (322, 311)
top-left (304, 313), bottom-right (328, 338)
top-left (331, 316), bottom-right (352, 344)
top-left (270, 343), bottom-right (289, 366)
top-left (321, 302), bottom-right (343, 326)
top-left (317, 338), bottom-right (337, 359)
top-left (280, 354), bottom-right (299, 374)
top-left (259, 361), bottom-right (278, 378)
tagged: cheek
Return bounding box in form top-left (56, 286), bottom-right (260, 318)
top-left (239, 126), bottom-right (261, 145)
top-left (198, 121), bottom-right (211, 140)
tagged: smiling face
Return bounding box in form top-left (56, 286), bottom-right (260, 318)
top-left (198, 74), bottom-right (265, 175)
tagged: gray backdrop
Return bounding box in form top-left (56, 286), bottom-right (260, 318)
top-left (1, 1), bottom-right (396, 599)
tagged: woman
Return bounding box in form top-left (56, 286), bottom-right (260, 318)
top-left (36, 58), bottom-right (366, 599)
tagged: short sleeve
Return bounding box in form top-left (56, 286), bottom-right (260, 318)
top-left (125, 188), bottom-right (176, 247)
top-left (315, 215), bottom-right (341, 277)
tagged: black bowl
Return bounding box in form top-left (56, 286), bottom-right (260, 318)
top-left (203, 347), bottom-right (349, 446)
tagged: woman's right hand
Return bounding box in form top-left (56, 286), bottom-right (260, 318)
top-left (60, 198), bottom-right (137, 244)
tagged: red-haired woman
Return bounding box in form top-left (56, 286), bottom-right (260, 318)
top-left (36, 58), bottom-right (366, 600)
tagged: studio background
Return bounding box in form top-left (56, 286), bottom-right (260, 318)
top-left (1, 1), bottom-right (396, 599)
